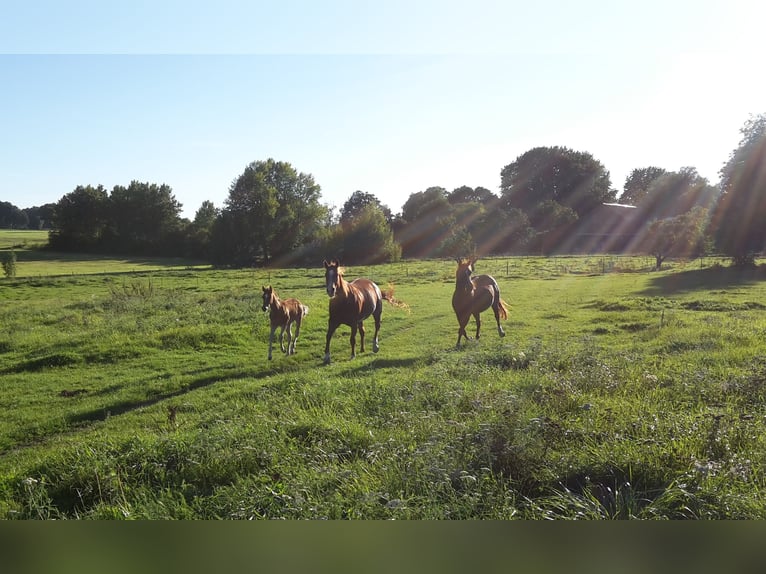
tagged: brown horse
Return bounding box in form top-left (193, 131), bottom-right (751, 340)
top-left (323, 259), bottom-right (385, 364)
top-left (451, 257), bottom-right (509, 347)
top-left (261, 285), bottom-right (309, 360)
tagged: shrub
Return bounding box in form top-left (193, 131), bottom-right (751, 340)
top-left (1, 250), bottom-right (17, 278)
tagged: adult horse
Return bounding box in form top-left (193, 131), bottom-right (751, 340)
top-left (261, 285), bottom-right (309, 360)
top-left (451, 257), bottom-right (509, 347)
top-left (323, 259), bottom-right (384, 364)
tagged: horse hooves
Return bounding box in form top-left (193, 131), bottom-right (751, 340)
top-left (499, 331), bottom-right (506, 337)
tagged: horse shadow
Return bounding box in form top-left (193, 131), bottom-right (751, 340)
top-left (328, 355), bottom-right (421, 374)
top-left (640, 265), bottom-right (766, 296)
top-left (64, 365), bottom-right (272, 426)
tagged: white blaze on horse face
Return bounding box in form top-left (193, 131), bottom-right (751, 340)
top-left (261, 289), bottom-right (271, 311)
top-left (325, 267), bottom-right (337, 297)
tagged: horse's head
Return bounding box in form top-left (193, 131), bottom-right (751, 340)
top-left (323, 259), bottom-right (342, 297)
top-left (261, 285), bottom-right (274, 311)
top-left (455, 257), bottom-right (476, 291)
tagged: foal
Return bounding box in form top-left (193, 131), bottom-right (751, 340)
top-left (323, 259), bottom-right (383, 364)
top-left (261, 285), bottom-right (309, 360)
top-left (451, 257), bottom-right (509, 347)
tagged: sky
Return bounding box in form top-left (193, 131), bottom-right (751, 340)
top-left (1, 1), bottom-right (765, 220)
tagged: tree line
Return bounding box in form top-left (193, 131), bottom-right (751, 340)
top-left (5, 114), bottom-right (766, 267)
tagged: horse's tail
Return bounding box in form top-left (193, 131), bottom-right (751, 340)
top-left (382, 283), bottom-right (410, 312)
top-left (301, 304), bottom-right (310, 316)
top-left (498, 298), bottom-right (509, 320)
top-left (489, 278), bottom-right (509, 320)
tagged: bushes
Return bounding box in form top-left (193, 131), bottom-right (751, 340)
top-left (1, 250), bottom-right (16, 278)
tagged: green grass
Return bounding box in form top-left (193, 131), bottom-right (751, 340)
top-left (1, 253), bottom-right (766, 519)
top-left (0, 229), bottom-right (49, 250)
top-left (0, 230), bottom-right (209, 277)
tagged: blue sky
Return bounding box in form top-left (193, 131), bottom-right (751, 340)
top-left (1, 1), bottom-right (764, 219)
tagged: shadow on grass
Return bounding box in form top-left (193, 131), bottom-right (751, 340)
top-left (322, 355), bottom-right (421, 374)
top-left (640, 265), bottom-right (766, 296)
top-left (64, 365), bottom-right (271, 426)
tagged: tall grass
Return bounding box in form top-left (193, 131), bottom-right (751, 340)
top-left (1, 256), bottom-right (765, 518)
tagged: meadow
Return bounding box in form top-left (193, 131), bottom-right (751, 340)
top-left (1, 236), bottom-right (766, 518)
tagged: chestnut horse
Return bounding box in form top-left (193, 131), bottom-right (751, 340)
top-left (451, 257), bottom-right (509, 347)
top-left (323, 259), bottom-right (385, 364)
top-left (261, 285), bottom-right (309, 360)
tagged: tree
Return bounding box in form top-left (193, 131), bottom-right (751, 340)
top-left (640, 207), bottom-right (709, 270)
top-left (530, 200), bottom-right (579, 254)
top-left (105, 181), bottom-right (183, 255)
top-left (500, 146), bottom-right (616, 223)
top-left (330, 204), bottom-right (401, 264)
top-left (620, 167), bottom-right (667, 205)
top-left (711, 113), bottom-right (766, 266)
top-left (193, 200), bottom-right (219, 229)
top-left (636, 167), bottom-right (718, 221)
top-left (23, 203), bottom-right (56, 229)
top-left (448, 185), bottom-right (496, 205)
top-left (396, 187), bottom-right (452, 258)
top-left (0, 201), bottom-right (28, 229)
top-left (1, 250), bottom-right (16, 278)
top-left (213, 159), bottom-right (327, 265)
top-left (49, 185), bottom-right (109, 250)
top-left (184, 201), bottom-right (219, 259)
top-left (340, 191), bottom-right (392, 227)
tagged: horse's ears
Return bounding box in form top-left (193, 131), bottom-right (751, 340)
top-left (262, 286), bottom-right (267, 292)
top-left (323, 260), bottom-right (329, 268)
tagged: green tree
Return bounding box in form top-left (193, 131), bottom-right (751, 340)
top-left (105, 181), bottom-right (183, 255)
top-left (184, 201), bottom-right (219, 259)
top-left (193, 200), bottom-right (219, 229)
top-left (331, 204), bottom-right (401, 264)
top-left (49, 185), bottom-right (109, 250)
top-left (620, 167), bottom-right (667, 205)
top-left (0, 201), bottom-right (28, 229)
top-left (435, 214), bottom-right (474, 258)
top-left (500, 146), bottom-right (616, 225)
top-left (637, 167), bottom-right (718, 221)
top-left (396, 186), bottom-right (451, 258)
top-left (214, 159), bottom-right (326, 265)
top-left (447, 185), bottom-right (496, 205)
top-left (1, 250), bottom-right (16, 278)
top-left (340, 191), bottom-right (392, 227)
top-left (23, 203), bottom-right (56, 230)
top-left (711, 113), bottom-right (766, 266)
top-left (640, 207), bottom-right (709, 270)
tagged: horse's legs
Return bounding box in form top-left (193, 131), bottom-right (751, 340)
top-left (268, 325), bottom-right (278, 360)
top-left (456, 314), bottom-right (470, 347)
top-left (473, 312), bottom-right (482, 340)
top-left (350, 323), bottom-right (359, 358)
top-left (324, 321), bottom-right (340, 364)
top-left (290, 316), bottom-right (302, 354)
top-left (284, 320), bottom-right (294, 355)
top-left (278, 324), bottom-right (287, 354)
top-left (372, 304), bottom-right (381, 353)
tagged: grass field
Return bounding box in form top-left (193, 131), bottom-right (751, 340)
top-left (1, 246), bottom-right (766, 519)
top-left (0, 230), bottom-right (209, 277)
